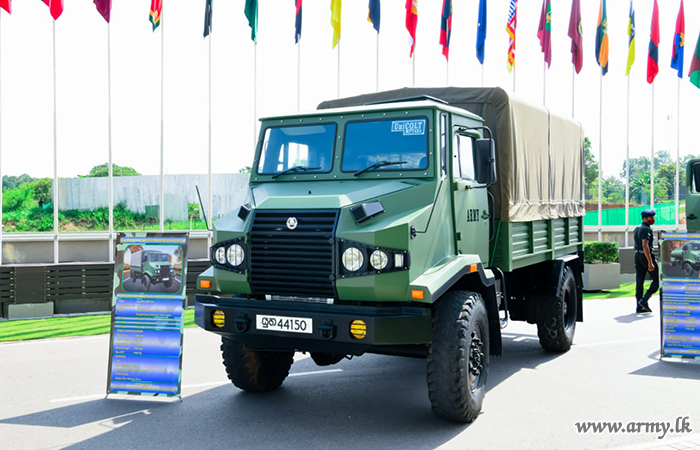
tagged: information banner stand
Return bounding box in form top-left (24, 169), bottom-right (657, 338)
top-left (660, 233), bottom-right (700, 360)
top-left (106, 232), bottom-right (189, 398)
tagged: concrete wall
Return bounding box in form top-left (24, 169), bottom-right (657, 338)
top-left (58, 173), bottom-right (250, 222)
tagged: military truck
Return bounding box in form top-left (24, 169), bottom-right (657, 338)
top-left (670, 242), bottom-right (700, 276)
top-left (195, 87), bottom-right (586, 423)
top-left (129, 249), bottom-right (175, 291)
top-left (687, 159), bottom-right (700, 233)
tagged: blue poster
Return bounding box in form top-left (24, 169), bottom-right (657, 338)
top-left (107, 233), bottom-right (189, 397)
top-left (660, 233), bottom-right (700, 359)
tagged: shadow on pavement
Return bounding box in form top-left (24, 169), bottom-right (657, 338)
top-left (0, 333), bottom-right (567, 449)
top-left (630, 353), bottom-right (700, 381)
top-left (614, 313), bottom-right (656, 324)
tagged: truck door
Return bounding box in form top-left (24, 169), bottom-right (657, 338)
top-left (687, 159), bottom-right (700, 232)
top-left (451, 131), bottom-right (489, 262)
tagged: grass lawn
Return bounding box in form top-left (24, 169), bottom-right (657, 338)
top-left (0, 284), bottom-right (655, 342)
top-left (0, 308), bottom-right (196, 343)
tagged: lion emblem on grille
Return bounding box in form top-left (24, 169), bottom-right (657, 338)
top-left (286, 217), bottom-right (298, 230)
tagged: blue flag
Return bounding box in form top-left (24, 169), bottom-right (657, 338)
top-left (671, 0), bottom-right (684, 78)
top-left (476, 0), bottom-right (487, 64)
top-left (368, 0), bottom-right (380, 33)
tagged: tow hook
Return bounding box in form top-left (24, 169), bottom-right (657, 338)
top-left (320, 320), bottom-right (336, 341)
top-left (234, 313), bottom-right (249, 332)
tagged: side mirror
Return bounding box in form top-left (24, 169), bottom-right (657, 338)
top-left (474, 138), bottom-right (497, 186)
top-left (693, 162), bottom-right (700, 193)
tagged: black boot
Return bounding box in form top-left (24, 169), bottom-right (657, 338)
top-left (637, 299), bottom-right (652, 314)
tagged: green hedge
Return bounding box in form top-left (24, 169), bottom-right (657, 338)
top-left (584, 241), bottom-right (620, 264)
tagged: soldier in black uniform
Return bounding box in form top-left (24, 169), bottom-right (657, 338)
top-left (633, 209), bottom-right (658, 313)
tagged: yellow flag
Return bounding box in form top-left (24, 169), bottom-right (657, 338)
top-left (331, 0), bottom-right (342, 48)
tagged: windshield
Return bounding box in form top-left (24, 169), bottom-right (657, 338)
top-left (257, 124), bottom-right (336, 175)
top-left (342, 118), bottom-right (429, 173)
top-left (691, 243), bottom-right (700, 250)
top-left (148, 254), bottom-right (169, 262)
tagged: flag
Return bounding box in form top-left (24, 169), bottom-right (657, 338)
top-left (440, 0), bottom-right (452, 61)
top-left (331, 0), bottom-right (341, 48)
top-left (595, 0), bottom-right (609, 75)
top-left (149, 0), bottom-right (162, 31)
top-left (42, 0), bottom-right (63, 20)
top-left (647, 0), bottom-right (659, 84)
top-left (689, 30), bottom-right (700, 88)
top-left (245, 0), bottom-right (258, 42)
top-left (368, 0), bottom-right (380, 33)
top-left (94, 0), bottom-right (111, 23)
top-left (406, 0), bottom-right (418, 58)
top-left (671, 0), bottom-right (684, 78)
top-left (204, 0), bottom-right (213, 38)
top-left (506, 0), bottom-right (517, 73)
top-left (568, 0), bottom-right (583, 73)
top-left (476, 0), bottom-right (487, 64)
top-left (0, 0), bottom-right (10, 14)
top-left (626, 1), bottom-right (635, 76)
top-left (295, 0), bottom-right (303, 43)
top-left (537, 0), bottom-right (552, 67)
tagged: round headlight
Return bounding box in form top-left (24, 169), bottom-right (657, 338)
top-left (370, 250), bottom-right (388, 270)
top-left (342, 247), bottom-right (364, 272)
top-left (226, 244), bottom-right (245, 266)
top-left (214, 247), bottom-right (226, 265)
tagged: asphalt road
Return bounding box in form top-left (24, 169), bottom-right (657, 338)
top-left (1, 296), bottom-right (699, 450)
top-left (121, 274), bottom-right (182, 294)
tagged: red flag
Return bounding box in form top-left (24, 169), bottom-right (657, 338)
top-left (42, 0), bottom-right (63, 20)
top-left (568, 0), bottom-right (583, 73)
top-left (647, 0), bottom-right (659, 84)
top-left (405, 0), bottom-right (417, 58)
top-left (94, 0), bottom-right (111, 23)
top-left (0, 0), bottom-right (10, 15)
top-left (537, 0), bottom-right (552, 67)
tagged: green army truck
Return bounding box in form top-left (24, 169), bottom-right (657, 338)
top-left (195, 87), bottom-right (586, 423)
top-left (129, 249), bottom-right (175, 291)
top-left (669, 242), bottom-right (700, 276)
top-left (686, 159), bottom-right (700, 233)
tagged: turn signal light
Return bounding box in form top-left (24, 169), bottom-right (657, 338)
top-left (350, 320), bottom-right (367, 339)
top-left (411, 289), bottom-right (425, 300)
top-left (212, 310), bottom-right (225, 328)
top-left (200, 279), bottom-right (212, 289)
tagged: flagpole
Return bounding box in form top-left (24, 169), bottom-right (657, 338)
top-left (598, 72), bottom-right (603, 242)
top-left (571, 66), bottom-right (575, 118)
top-left (543, 61), bottom-right (546, 106)
top-left (254, 42), bottom-right (257, 162)
top-left (446, 60), bottom-right (449, 86)
top-left (52, 21), bottom-right (59, 263)
top-left (375, 33), bottom-right (379, 92)
top-left (412, 52), bottom-right (416, 87)
top-left (481, 64), bottom-right (484, 87)
top-left (297, 39), bottom-right (301, 110)
top-left (625, 74), bottom-right (630, 247)
top-left (337, 42), bottom-right (341, 98)
top-left (208, 30), bottom-right (213, 246)
top-left (675, 78), bottom-right (680, 229)
top-left (513, 65), bottom-right (516, 94)
top-left (159, 10), bottom-right (165, 232)
top-left (108, 22), bottom-right (114, 262)
top-left (0, 14), bottom-right (3, 266)
top-left (650, 84), bottom-right (655, 210)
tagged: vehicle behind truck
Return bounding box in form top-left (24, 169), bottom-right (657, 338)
top-left (195, 87), bottom-right (586, 422)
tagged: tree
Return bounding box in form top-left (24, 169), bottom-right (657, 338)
top-left (32, 178), bottom-right (53, 205)
top-left (601, 176), bottom-right (624, 203)
top-left (2, 174), bottom-right (36, 192)
top-left (584, 137), bottom-right (598, 187)
top-left (84, 163), bottom-right (141, 178)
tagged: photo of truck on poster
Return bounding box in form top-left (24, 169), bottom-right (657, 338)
top-left (662, 239), bottom-right (700, 278)
top-left (122, 245), bottom-right (184, 294)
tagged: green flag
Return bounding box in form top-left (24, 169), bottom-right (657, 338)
top-left (245, 0), bottom-right (258, 42)
top-left (690, 30), bottom-right (700, 88)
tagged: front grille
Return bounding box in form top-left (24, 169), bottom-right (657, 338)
top-left (249, 210), bottom-right (339, 298)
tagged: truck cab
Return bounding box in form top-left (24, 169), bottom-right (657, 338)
top-left (195, 88), bottom-right (585, 423)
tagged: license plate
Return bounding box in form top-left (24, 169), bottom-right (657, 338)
top-left (256, 315), bottom-right (312, 334)
top-left (162, 277), bottom-right (170, 281)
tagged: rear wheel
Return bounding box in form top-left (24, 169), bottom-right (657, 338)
top-left (537, 266), bottom-right (577, 352)
top-left (221, 337), bottom-right (294, 392)
top-left (427, 290), bottom-right (489, 423)
top-left (683, 262), bottom-right (694, 277)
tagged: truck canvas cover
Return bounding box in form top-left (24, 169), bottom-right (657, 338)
top-left (318, 87), bottom-right (585, 223)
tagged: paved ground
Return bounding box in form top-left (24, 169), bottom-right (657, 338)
top-left (1, 296), bottom-right (699, 450)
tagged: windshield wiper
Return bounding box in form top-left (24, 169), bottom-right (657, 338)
top-left (271, 165), bottom-right (322, 179)
top-left (353, 161), bottom-right (407, 177)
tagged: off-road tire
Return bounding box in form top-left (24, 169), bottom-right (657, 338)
top-left (427, 290), bottom-right (489, 423)
top-left (221, 337), bottom-right (294, 392)
top-left (163, 279), bottom-right (173, 288)
top-left (537, 266), bottom-right (577, 352)
top-left (310, 352), bottom-right (345, 366)
top-left (142, 275), bottom-right (151, 292)
top-left (683, 262), bottom-right (694, 277)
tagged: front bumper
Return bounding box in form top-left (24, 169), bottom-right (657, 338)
top-left (195, 294), bottom-right (432, 354)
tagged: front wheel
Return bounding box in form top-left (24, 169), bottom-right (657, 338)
top-left (221, 337), bottom-right (294, 392)
top-left (163, 279), bottom-right (173, 288)
top-left (537, 266), bottom-right (577, 352)
top-left (427, 290), bottom-right (489, 423)
top-left (683, 262), bottom-right (694, 277)
top-left (142, 275), bottom-right (151, 292)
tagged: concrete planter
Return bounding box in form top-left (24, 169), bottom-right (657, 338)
top-left (583, 263), bottom-right (621, 291)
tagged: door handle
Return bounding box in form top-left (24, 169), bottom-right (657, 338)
top-left (689, 214), bottom-right (698, 220)
top-left (481, 211), bottom-right (490, 220)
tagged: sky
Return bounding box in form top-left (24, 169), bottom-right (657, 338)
top-left (1, 0), bottom-right (699, 184)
